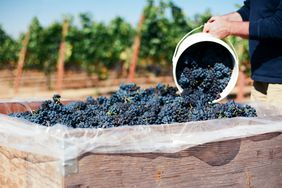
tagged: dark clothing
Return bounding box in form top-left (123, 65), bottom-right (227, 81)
top-left (237, 0), bottom-right (282, 83)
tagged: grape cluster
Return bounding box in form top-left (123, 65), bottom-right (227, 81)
top-left (176, 42), bottom-right (233, 102)
top-left (9, 83), bottom-right (257, 129)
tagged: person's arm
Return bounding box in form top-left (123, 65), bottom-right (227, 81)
top-left (208, 12), bottom-right (243, 22)
top-left (208, 0), bottom-right (250, 23)
top-left (205, 0), bottom-right (282, 40)
top-left (203, 0), bottom-right (250, 39)
top-left (249, 0), bottom-right (282, 39)
top-left (203, 18), bottom-right (249, 39)
top-left (227, 21), bottom-right (249, 38)
top-left (236, 0), bottom-right (250, 21)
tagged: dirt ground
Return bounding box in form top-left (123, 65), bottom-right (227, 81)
top-left (0, 83), bottom-right (177, 101)
top-left (0, 69), bottom-right (176, 100)
top-left (0, 70), bottom-right (251, 102)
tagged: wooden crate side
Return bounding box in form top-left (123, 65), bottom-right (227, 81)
top-left (64, 133), bottom-right (282, 188)
top-left (0, 146), bottom-right (64, 188)
top-left (0, 100), bottom-right (73, 114)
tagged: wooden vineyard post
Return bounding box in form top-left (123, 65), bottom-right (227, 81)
top-left (55, 19), bottom-right (69, 93)
top-left (236, 71), bottom-right (246, 102)
top-left (14, 31), bottom-right (30, 93)
top-left (128, 14), bottom-right (145, 82)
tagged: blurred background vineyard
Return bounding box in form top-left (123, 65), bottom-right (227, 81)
top-left (0, 0), bottom-right (251, 100)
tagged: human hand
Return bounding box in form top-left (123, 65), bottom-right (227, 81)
top-left (203, 17), bottom-right (231, 39)
top-left (208, 16), bottom-right (224, 22)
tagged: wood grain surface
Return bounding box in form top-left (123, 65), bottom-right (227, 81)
top-left (64, 133), bottom-right (282, 188)
top-left (1, 133), bottom-right (281, 188)
top-left (0, 146), bottom-right (62, 188)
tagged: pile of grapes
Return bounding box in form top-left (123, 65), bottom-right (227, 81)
top-left (9, 83), bottom-right (257, 129)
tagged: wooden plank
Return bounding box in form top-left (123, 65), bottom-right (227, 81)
top-left (1, 133), bottom-right (281, 188)
top-left (64, 133), bottom-right (282, 188)
top-left (14, 31), bottom-right (30, 93)
top-left (56, 19), bottom-right (69, 92)
top-left (0, 146), bottom-right (63, 188)
top-left (0, 101), bottom-right (72, 114)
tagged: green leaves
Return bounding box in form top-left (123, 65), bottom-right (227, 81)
top-left (66, 13), bottom-right (134, 77)
top-left (140, 0), bottom-right (193, 64)
top-left (0, 25), bottom-right (19, 68)
top-left (24, 17), bottom-right (62, 74)
top-left (0, 1), bottom-right (250, 78)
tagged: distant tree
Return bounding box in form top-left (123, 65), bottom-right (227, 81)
top-left (67, 13), bottom-right (134, 79)
top-left (0, 25), bottom-right (19, 69)
top-left (25, 17), bottom-right (44, 69)
top-left (140, 0), bottom-right (171, 64)
top-left (139, 0), bottom-right (194, 67)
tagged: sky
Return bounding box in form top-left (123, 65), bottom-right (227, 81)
top-left (0, 0), bottom-right (244, 38)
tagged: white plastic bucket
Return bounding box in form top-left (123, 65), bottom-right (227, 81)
top-left (172, 32), bottom-right (239, 103)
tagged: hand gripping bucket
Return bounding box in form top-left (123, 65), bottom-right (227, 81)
top-left (172, 26), bottom-right (239, 103)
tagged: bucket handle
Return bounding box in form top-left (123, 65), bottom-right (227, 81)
top-left (173, 25), bottom-right (204, 60)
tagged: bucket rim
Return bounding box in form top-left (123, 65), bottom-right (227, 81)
top-left (172, 32), bottom-right (239, 103)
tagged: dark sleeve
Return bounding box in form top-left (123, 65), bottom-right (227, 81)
top-left (237, 0), bottom-right (250, 21)
top-left (250, 0), bottom-right (282, 39)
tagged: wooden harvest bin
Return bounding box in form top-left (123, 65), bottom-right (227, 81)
top-left (0, 102), bottom-right (282, 188)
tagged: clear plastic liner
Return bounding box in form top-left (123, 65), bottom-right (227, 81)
top-left (0, 102), bottom-right (282, 161)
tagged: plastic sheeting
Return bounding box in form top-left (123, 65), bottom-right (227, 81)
top-left (0, 101), bottom-right (282, 161)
